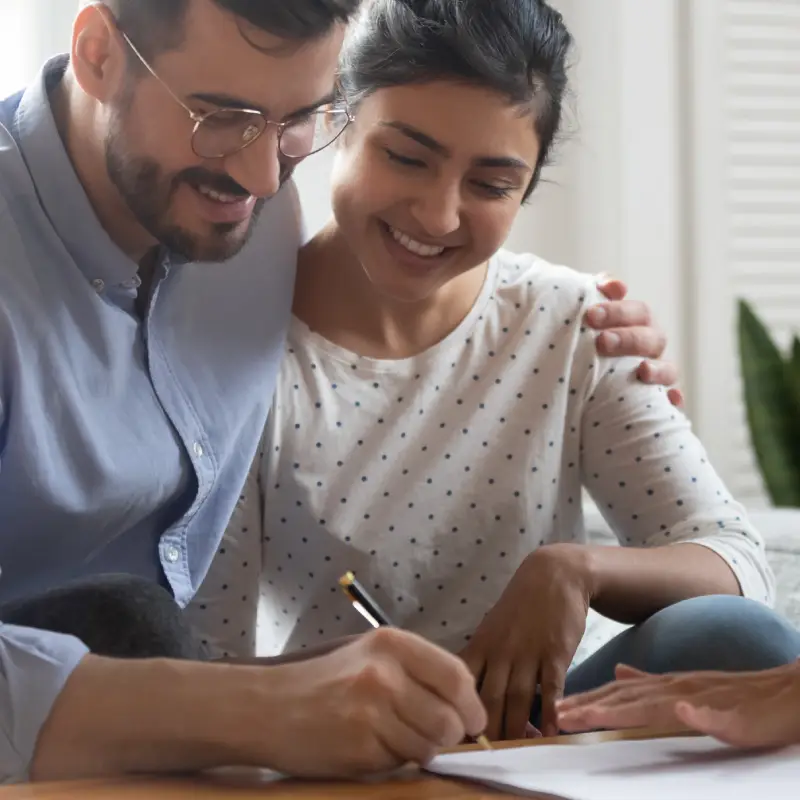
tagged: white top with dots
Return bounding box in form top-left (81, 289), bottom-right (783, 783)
top-left (185, 251), bottom-right (775, 660)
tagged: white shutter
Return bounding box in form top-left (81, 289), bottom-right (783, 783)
top-left (689, 0), bottom-right (800, 507)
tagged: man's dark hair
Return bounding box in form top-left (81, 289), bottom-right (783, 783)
top-left (339, 0), bottom-right (572, 202)
top-left (109, 0), bottom-right (360, 60)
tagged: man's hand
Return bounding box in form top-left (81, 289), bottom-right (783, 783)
top-left (557, 661), bottom-right (800, 748)
top-left (260, 628), bottom-right (487, 777)
top-left (591, 277), bottom-right (683, 408)
top-left (459, 545), bottom-right (593, 741)
top-left (32, 629), bottom-right (487, 782)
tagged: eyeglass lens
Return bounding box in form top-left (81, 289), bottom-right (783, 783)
top-left (192, 108), bottom-right (350, 159)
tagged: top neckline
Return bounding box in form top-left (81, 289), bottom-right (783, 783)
top-left (289, 255), bottom-right (500, 375)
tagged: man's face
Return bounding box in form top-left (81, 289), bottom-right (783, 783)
top-left (101, 0), bottom-right (344, 262)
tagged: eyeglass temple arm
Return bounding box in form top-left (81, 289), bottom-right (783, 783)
top-left (119, 30), bottom-right (203, 122)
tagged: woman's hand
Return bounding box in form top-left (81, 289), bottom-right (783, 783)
top-left (557, 661), bottom-right (800, 748)
top-left (590, 277), bottom-right (683, 408)
top-left (459, 544), bottom-right (593, 741)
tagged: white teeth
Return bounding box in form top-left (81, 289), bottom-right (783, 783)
top-left (388, 225), bottom-right (445, 257)
top-left (197, 185), bottom-right (244, 204)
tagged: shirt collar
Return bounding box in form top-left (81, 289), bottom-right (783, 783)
top-left (13, 55), bottom-right (140, 287)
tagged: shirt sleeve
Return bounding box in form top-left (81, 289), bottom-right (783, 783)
top-left (578, 294), bottom-right (775, 606)
top-left (0, 390), bottom-right (91, 783)
top-left (0, 623), bottom-right (89, 783)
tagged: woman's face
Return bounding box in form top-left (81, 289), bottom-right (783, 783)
top-left (330, 81), bottom-right (541, 303)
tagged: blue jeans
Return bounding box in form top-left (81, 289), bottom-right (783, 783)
top-left (530, 595), bottom-right (800, 726)
top-left (566, 595), bottom-right (800, 695)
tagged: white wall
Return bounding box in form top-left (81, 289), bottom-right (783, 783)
top-left (0, 6), bottom-right (42, 97)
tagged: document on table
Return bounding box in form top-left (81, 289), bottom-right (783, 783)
top-left (428, 735), bottom-right (800, 800)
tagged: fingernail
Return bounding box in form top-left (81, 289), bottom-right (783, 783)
top-left (602, 332), bottom-right (620, 353)
top-left (587, 306), bottom-right (607, 325)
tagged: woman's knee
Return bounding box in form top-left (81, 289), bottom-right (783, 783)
top-left (636, 595), bottom-right (800, 673)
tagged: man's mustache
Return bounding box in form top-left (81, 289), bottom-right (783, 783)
top-left (176, 167), bottom-right (251, 198)
top-left (175, 162), bottom-right (297, 199)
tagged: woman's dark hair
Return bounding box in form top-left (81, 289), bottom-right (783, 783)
top-left (339, 0), bottom-right (573, 201)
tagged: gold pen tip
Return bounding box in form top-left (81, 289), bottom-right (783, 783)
top-left (476, 734), bottom-right (493, 750)
top-left (338, 571), bottom-right (356, 588)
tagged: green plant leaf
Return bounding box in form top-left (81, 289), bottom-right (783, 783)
top-left (792, 336), bottom-right (800, 393)
top-left (789, 336), bottom-right (800, 429)
top-left (738, 299), bottom-right (800, 507)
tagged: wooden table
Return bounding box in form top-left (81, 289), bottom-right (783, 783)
top-left (0, 729), bottom-right (681, 799)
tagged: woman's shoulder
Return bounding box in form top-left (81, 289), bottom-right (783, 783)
top-left (491, 249), bottom-right (602, 310)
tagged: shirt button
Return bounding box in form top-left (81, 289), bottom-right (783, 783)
top-left (193, 442), bottom-right (205, 459)
top-left (164, 546), bottom-right (180, 564)
top-left (91, 278), bottom-right (105, 293)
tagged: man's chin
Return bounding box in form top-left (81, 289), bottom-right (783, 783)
top-left (160, 219), bottom-right (255, 263)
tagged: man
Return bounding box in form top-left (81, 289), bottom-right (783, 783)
top-left (0, 0), bottom-right (677, 784)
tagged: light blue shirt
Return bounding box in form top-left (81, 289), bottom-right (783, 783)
top-left (0, 58), bottom-right (300, 780)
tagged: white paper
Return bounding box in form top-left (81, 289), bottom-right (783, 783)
top-left (428, 736), bottom-right (800, 800)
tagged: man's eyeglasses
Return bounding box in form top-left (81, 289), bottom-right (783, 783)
top-left (119, 30), bottom-right (353, 160)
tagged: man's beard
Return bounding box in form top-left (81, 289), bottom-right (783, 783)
top-left (104, 115), bottom-right (294, 263)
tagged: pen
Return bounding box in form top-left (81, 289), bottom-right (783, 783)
top-left (338, 571), bottom-right (493, 751)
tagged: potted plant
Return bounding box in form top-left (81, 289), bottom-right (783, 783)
top-left (738, 299), bottom-right (800, 507)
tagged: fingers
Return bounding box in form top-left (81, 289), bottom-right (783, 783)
top-left (375, 710), bottom-right (443, 767)
top-left (525, 722), bottom-right (543, 739)
top-left (595, 326), bottom-right (668, 360)
top-left (539, 662), bottom-right (567, 738)
top-left (636, 359), bottom-right (679, 388)
top-left (586, 298), bottom-right (651, 331)
top-left (367, 628), bottom-right (487, 737)
top-left (596, 277), bottom-right (628, 302)
top-left (615, 664), bottom-right (650, 681)
top-left (667, 387), bottom-right (684, 408)
top-left (558, 698), bottom-right (663, 733)
top-left (479, 661), bottom-right (512, 741)
top-left (391, 679), bottom-right (467, 754)
top-left (557, 677), bottom-right (635, 713)
top-left (503, 664), bottom-right (539, 741)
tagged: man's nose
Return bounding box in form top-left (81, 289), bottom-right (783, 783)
top-left (225, 127), bottom-right (283, 199)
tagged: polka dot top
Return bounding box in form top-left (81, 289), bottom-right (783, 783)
top-left (186, 251), bottom-right (774, 659)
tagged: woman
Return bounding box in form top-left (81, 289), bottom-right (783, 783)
top-left (190, 0), bottom-right (800, 742)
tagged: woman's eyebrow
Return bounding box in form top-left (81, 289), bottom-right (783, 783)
top-left (380, 121), bottom-right (449, 155)
top-left (474, 156), bottom-right (531, 170)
